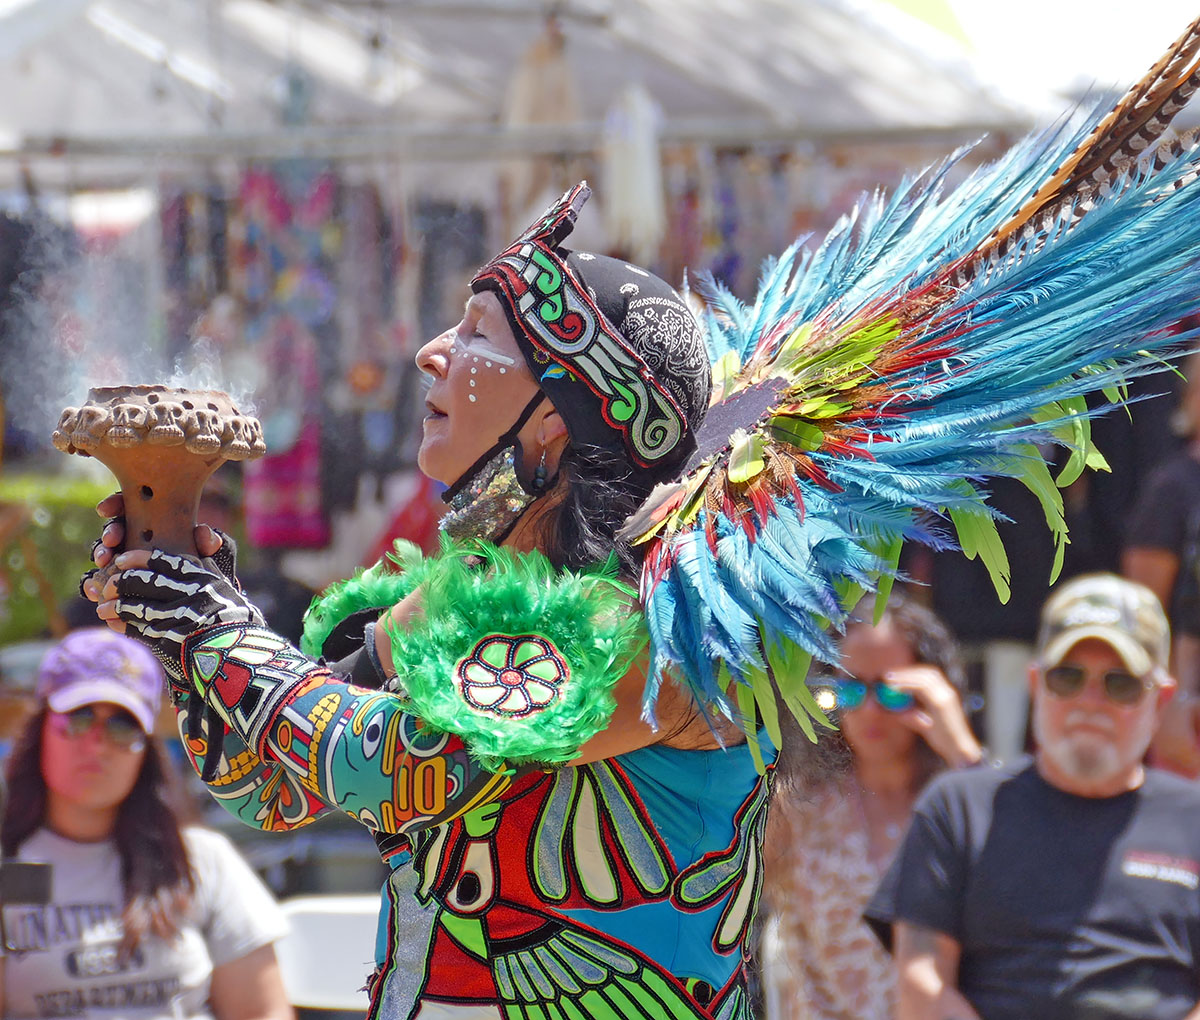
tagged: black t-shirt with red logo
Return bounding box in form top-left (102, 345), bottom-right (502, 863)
top-left (865, 760), bottom-right (1200, 1020)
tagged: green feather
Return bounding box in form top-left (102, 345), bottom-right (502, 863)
top-left (1010, 443), bottom-right (1070, 585)
top-left (834, 577), bottom-right (867, 614)
top-left (873, 534), bottom-right (905, 624)
top-left (749, 666), bottom-right (783, 752)
top-left (734, 680), bottom-right (767, 774)
top-left (710, 350), bottom-right (741, 394)
top-left (767, 415), bottom-right (824, 451)
top-left (777, 322), bottom-right (814, 368)
top-left (949, 505), bottom-right (1011, 603)
top-left (727, 430), bottom-right (766, 483)
top-left (766, 639), bottom-right (835, 746)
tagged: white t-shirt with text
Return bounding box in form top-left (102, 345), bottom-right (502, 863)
top-left (2, 827), bottom-right (287, 1020)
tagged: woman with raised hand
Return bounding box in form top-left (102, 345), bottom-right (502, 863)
top-left (762, 596), bottom-right (981, 1020)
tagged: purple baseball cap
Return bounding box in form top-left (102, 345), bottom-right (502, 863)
top-left (35, 629), bottom-right (163, 733)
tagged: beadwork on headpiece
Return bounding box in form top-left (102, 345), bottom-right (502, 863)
top-left (471, 182), bottom-right (710, 474)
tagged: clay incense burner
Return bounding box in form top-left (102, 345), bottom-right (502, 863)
top-left (52, 385), bottom-right (266, 555)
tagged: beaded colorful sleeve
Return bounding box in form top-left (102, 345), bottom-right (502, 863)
top-left (172, 538), bottom-right (646, 833)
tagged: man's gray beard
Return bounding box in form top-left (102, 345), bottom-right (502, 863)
top-left (1033, 707), bottom-right (1154, 785)
top-left (1040, 730), bottom-right (1122, 781)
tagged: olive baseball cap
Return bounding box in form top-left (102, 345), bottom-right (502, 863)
top-left (35, 628), bottom-right (163, 733)
top-left (1036, 573), bottom-right (1170, 676)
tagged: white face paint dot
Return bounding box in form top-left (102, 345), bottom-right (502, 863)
top-left (471, 366), bottom-right (477, 374)
top-left (485, 361), bottom-right (492, 368)
top-left (449, 347), bottom-right (457, 355)
top-left (469, 379), bottom-right (476, 387)
top-left (499, 367), bottom-right (506, 374)
top-left (469, 394), bottom-right (477, 402)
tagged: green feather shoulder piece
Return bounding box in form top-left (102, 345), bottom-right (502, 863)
top-left (381, 536), bottom-right (646, 770)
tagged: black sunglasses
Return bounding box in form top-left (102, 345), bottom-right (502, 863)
top-left (51, 706), bottom-right (146, 751)
top-left (1042, 664), bottom-right (1151, 706)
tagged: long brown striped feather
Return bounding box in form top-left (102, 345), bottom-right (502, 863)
top-left (983, 15), bottom-right (1200, 256)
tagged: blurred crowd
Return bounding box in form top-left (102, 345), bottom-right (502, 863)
top-left (761, 570), bottom-right (1200, 1020)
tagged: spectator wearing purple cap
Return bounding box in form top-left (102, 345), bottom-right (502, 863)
top-left (0, 629), bottom-right (294, 1020)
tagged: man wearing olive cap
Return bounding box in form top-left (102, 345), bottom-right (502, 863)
top-left (865, 573), bottom-right (1200, 1020)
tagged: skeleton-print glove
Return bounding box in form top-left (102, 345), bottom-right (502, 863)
top-left (114, 549), bottom-right (265, 693)
top-left (81, 521), bottom-right (241, 600)
top-left (204, 529), bottom-right (240, 587)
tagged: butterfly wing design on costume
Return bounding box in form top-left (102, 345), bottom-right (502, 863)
top-left (487, 924), bottom-right (724, 1020)
top-left (396, 768), bottom-right (759, 1020)
top-left (672, 770), bottom-right (771, 956)
top-left (623, 15), bottom-right (1200, 752)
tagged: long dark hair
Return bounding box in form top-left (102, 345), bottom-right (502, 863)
top-left (533, 441), bottom-right (665, 578)
top-left (1, 707), bottom-right (196, 954)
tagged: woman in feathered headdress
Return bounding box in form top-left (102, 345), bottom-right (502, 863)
top-left (88, 184), bottom-right (775, 1020)
top-left (86, 13), bottom-right (1200, 1019)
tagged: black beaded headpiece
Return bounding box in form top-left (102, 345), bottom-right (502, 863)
top-left (471, 182), bottom-right (711, 480)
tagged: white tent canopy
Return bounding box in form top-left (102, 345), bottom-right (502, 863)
top-left (0, 0), bottom-right (1036, 181)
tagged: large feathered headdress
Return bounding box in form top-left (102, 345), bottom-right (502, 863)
top-left (616, 15), bottom-right (1200, 762)
top-left (303, 18), bottom-right (1200, 770)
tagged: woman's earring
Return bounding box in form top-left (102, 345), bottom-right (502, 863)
top-left (532, 450), bottom-right (548, 493)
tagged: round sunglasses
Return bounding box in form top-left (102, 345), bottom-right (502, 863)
top-left (1042, 664), bottom-right (1151, 706)
top-left (828, 678), bottom-right (915, 713)
top-left (50, 706), bottom-right (146, 752)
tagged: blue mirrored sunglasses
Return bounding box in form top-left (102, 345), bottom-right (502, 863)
top-left (830, 678), bottom-right (916, 713)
